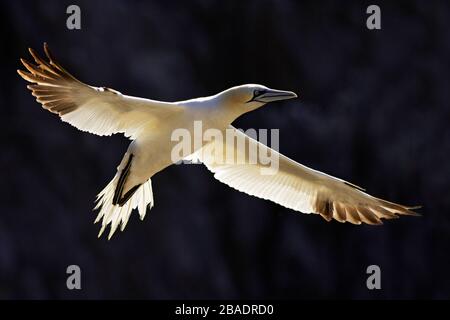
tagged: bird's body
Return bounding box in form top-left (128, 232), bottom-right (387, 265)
top-left (106, 89), bottom-right (255, 198)
top-left (18, 44), bottom-right (419, 239)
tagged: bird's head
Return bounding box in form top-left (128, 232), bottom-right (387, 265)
top-left (219, 84), bottom-right (298, 113)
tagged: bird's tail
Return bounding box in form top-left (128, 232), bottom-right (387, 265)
top-left (93, 175), bottom-right (154, 240)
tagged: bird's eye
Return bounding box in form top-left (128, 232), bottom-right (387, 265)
top-left (254, 90), bottom-right (261, 97)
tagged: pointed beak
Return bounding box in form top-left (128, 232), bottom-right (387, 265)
top-left (256, 89), bottom-right (298, 103)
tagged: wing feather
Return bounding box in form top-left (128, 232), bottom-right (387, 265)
top-left (194, 126), bottom-right (419, 225)
top-left (18, 43), bottom-right (183, 139)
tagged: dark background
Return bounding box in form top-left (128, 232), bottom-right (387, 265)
top-left (0, 0), bottom-right (448, 299)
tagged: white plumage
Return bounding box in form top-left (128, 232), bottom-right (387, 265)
top-left (18, 44), bottom-right (419, 239)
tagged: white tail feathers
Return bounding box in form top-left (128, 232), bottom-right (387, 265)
top-left (94, 175), bottom-right (154, 240)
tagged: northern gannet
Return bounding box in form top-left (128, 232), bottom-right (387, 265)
top-left (18, 44), bottom-right (419, 239)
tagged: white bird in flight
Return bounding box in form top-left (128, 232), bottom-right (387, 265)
top-left (18, 44), bottom-right (419, 239)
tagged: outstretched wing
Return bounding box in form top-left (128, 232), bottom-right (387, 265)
top-left (17, 43), bottom-right (183, 139)
top-left (193, 126), bottom-right (419, 225)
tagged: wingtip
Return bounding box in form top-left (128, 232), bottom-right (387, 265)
top-left (43, 42), bottom-right (54, 61)
top-left (405, 211), bottom-right (422, 217)
top-left (28, 47), bottom-right (37, 57)
top-left (403, 205), bottom-right (422, 217)
top-left (17, 69), bottom-right (27, 79)
top-left (19, 58), bottom-right (34, 72)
